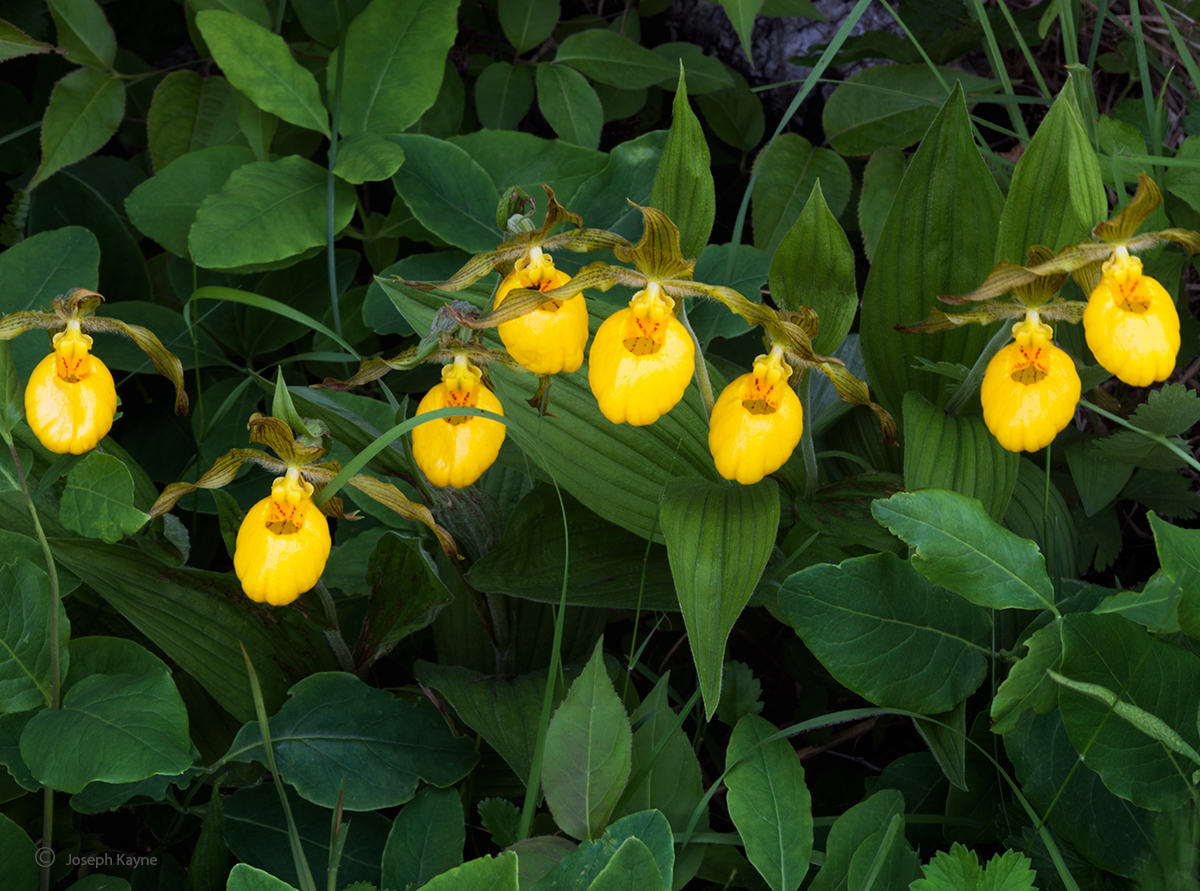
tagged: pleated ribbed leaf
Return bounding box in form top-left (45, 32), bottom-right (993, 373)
top-left (995, 78), bottom-right (1105, 263)
top-left (901, 391), bottom-right (1018, 522)
top-left (660, 478), bottom-right (779, 719)
top-left (859, 83), bottom-right (1004, 425)
top-left (377, 278), bottom-right (714, 540)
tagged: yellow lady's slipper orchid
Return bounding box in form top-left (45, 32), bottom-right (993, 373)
top-left (588, 282), bottom-right (695, 425)
top-left (980, 310), bottom-right (1080, 453)
top-left (234, 466), bottom-right (332, 606)
top-left (1084, 246), bottom-right (1180, 387)
top-left (495, 247), bottom-right (589, 374)
top-left (412, 356), bottom-right (506, 488)
top-left (708, 347), bottom-right (803, 484)
top-left (24, 319), bottom-right (118, 455)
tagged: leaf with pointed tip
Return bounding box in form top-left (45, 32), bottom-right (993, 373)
top-left (650, 69), bottom-right (714, 261)
top-left (751, 134), bottom-right (850, 257)
top-left (536, 64), bottom-right (603, 150)
top-left (382, 786), bottom-right (464, 891)
top-left (30, 67), bottom-right (126, 191)
top-left (0, 559), bottom-right (68, 713)
top-left (48, 0), bottom-right (116, 68)
top-left (542, 640), bottom-right (632, 840)
top-left (860, 83), bottom-right (1004, 423)
top-left (332, 0), bottom-right (461, 136)
top-left (725, 714), bottom-right (813, 891)
top-left (59, 452), bottom-right (151, 544)
top-left (660, 478), bottom-right (778, 719)
top-left (780, 552), bottom-right (991, 713)
top-left (195, 10), bottom-right (328, 136)
top-left (554, 30), bottom-right (677, 89)
top-left (0, 20), bottom-right (54, 62)
top-left (871, 489), bottom-right (1055, 611)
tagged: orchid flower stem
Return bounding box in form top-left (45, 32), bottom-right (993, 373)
top-left (798, 374), bottom-right (818, 502)
top-left (7, 440), bottom-right (59, 891)
top-left (1080, 397), bottom-right (1200, 473)
top-left (677, 299), bottom-right (713, 418)
top-left (314, 580), bottom-right (354, 672)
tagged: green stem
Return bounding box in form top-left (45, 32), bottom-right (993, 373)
top-left (8, 441), bottom-right (60, 891)
top-left (314, 581), bottom-right (354, 672)
top-left (798, 374), bottom-right (818, 502)
top-left (326, 0), bottom-right (348, 342)
top-left (1080, 397), bottom-right (1200, 472)
top-left (677, 300), bottom-right (713, 418)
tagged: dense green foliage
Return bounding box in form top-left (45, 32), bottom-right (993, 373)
top-left (1, 1), bottom-right (1200, 889)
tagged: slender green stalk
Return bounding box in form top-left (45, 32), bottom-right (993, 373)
top-left (517, 478), bottom-right (572, 842)
top-left (1086, 0), bottom-right (1109, 73)
top-left (0, 122), bottom-right (38, 148)
top-left (273, 0), bottom-right (287, 34)
top-left (1128, 0), bottom-right (1161, 158)
top-left (963, 0), bottom-right (1031, 142)
top-left (8, 442), bottom-right (61, 891)
top-left (314, 580), bottom-right (354, 671)
top-left (1081, 397), bottom-right (1200, 472)
top-left (993, 0), bottom-right (1052, 99)
top-left (486, 592), bottom-right (514, 674)
top-left (798, 374), bottom-right (818, 502)
top-left (243, 646), bottom-right (318, 891)
top-left (725, 0), bottom-right (874, 286)
top-left (1042, 441), bottom-right (1053, 577)
top-left (677, 300), bottom-right (714, 418)
top-left (326, 0), bottom-right (348, 341)
top-left (1149, 0), bottom-right (1200, 97)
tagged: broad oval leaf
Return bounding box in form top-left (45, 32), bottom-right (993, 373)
top-left (554, 29), bottom-right (677, 89)
top-left (780, 551), bottom-right (991, 713)
top-left (195, 10), bottom-right (328, 135)
top-left (58, 452), bottom-right (152, 544)
top-left (536, 64), bottom-right (603, 150)
top-left (381, 786), bottom-right (464, 891)
top-left (871, 489), bottom-right (1055, 612)
top-left (333, 0), bottom-right (461, 136)
top-left (807, 790), bottom-right (905, 891)
top-left (1004, 709), bottom-right (1154, 877)
top-left (751, 134), bottom-right (850, 257)
top-left (726, 714), bottom-right (814, 891)
top-left (126, 144), bottom-right (257, 258)
top-left (660, 477), bottom-right (779, 719)
top-left (30, 67), bottom-right (125, 190)
top-left (474, 61), bottom-right (535, 131)
top-left (20, 670), bottom-right (191, 793)
top-left (498, 0), bottom-right (560, 54)
top-left (1057, 612), bottom-right (1200, 812)
top-left (48, 0), bottom-right (116, 69)
top-left (389, 134), bottom-right (500, 253)
top-left (859, 82), bottom-right (1004, 423)
top-left (0, 559), bottom-right (68, 714)
top-left (416, 852), bottom-right (518, 891)
top-left (542, 640), bottom-right (632, 840)
top-left (146, 71), bottom-right (242, 173)
top-left (531, 809), bottom-right (673, 891)
top-left (588, 837), bottom-right (665, 891)
top-left (332, 131), bottom-right (406, 184)
top-left (189, 155), bottom-right (355, 271)
top-left (225, 671), bottom-right (478, 811)
top-left (822, 66), bottom-right (998, 157)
